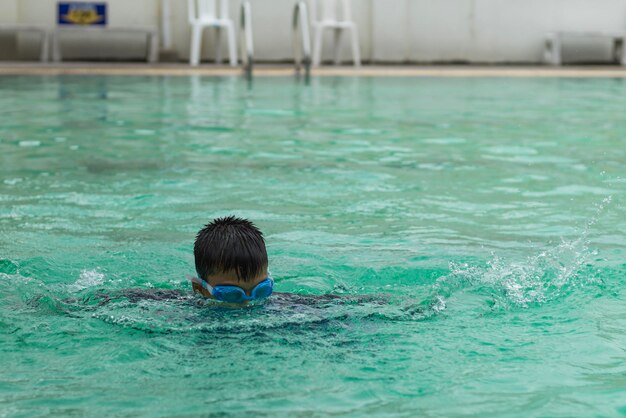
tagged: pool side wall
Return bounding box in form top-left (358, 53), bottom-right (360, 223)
top-left (0, 0), bottom-right (625, 63)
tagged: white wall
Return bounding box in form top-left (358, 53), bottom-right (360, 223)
top-left (1, 0), bottom-right (626, 63)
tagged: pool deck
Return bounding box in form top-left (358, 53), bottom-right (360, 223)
top-left (2, 62), bottom-right (626, 77)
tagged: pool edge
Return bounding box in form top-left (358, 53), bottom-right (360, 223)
top-left (3, 63), bottom-right (626, 77)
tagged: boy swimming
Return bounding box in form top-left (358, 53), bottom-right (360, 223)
top-left (189, 216), bottom-right (384, 307)
top-left (191, 216), bottom-right (274, 303)
top-left (62, 215), bottom-right (383, 310)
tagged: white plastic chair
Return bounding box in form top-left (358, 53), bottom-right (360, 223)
top-left (310, 0), bottom-right (360, 67)
top-left (188, 0), bottom-right (237, 66)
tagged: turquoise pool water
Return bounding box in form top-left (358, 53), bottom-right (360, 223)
top-left (0, 75), bottom-right (624, 416)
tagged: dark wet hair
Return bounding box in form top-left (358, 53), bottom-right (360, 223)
top-left (194, 216), bottom-right (268, 282)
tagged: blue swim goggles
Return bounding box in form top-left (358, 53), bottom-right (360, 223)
top-left (191, 276), bottom-right (274, 303)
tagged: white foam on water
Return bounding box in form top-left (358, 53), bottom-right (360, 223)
top-left (246, 108), bottom-right (295, 116)
top-left (69, 269), bottom-right (105, 291)
top-left (423, 138), bottom-right (467, 145)
top-left (483, 146), bottom-right (538, 155)
top-left (339, 128), bottom-right (382, 136)
top-left (19, 140), bottom-right (40, 147)
top-left (431, 295), bottom-right (447, 313)
top-left (3, 178), bottom-right (23, 185)
top-left (134, 129), bottom-right (155, 135)
top-left (523, 185), bottom-right (614, 197)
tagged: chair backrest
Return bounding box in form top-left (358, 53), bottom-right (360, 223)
top-left (309, 0), bottom-right (352, 23)
top-left (187, 0), bottom-right (230, 23)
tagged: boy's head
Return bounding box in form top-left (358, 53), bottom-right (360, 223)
top-left (193, 216), bottom-right (268, 298)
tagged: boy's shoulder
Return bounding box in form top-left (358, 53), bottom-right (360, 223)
top-left (68, 288), bottom-right (386, 308)
top-left (269, 292), bottom-right (386, 306)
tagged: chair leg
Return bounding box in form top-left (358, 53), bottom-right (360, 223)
top-left (226, 23), bottom-right (237, 67)
top-left (148, 32), bottom-right (159, 63)
top-left (40, 32), bottom-right (50, 62)
top-left (313, 25), bottom-right (324, 67)
top-left (333, 28), bottom-right (343, 65)
top-left (620, 38), bottom-right (626, 66)
top-left (190, 25), bottom-right (202, 66)
top-left (215, 27), bottom-right (222, 64)
top-left (52, 31), bottom-right (61, 62)
top-left (349, 25), bottom-right (361, 67)
top-left (545, 32), bottom-right (561, 66)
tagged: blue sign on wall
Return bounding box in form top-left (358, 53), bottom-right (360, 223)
top-left (58, 2), bottom-right (107, 26)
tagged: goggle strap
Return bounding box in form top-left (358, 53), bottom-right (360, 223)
top-left (190, 277), bottom-right (214, 295)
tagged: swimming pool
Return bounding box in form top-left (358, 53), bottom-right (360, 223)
top-left (0, 75), bottom-right (624, 416)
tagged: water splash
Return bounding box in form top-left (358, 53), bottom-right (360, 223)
top-left (432, 196), bottom-right (613, 310)
top-left (68, 269), bottom-right (105, 292)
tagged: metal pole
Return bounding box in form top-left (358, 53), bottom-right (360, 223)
top-left (293, 1), bottom-right (311, 78)
top-left (240, 1), bottom-right (254, 78)
top-left (161, 0), bottom-right (172, 50)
